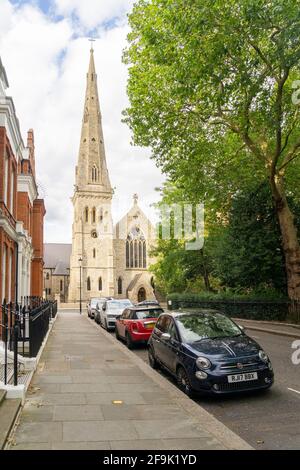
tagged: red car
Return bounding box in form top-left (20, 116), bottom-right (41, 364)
top-left (115, 306), bottom-right (164, 349)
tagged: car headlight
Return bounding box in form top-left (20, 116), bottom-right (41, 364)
top-left (259, 350), bottom-right (268, 363)
top-left (196, 356), bottom-right (211, 369)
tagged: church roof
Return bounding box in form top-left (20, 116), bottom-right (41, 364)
top-left (44, 243), bottom-right (72, 273)
top-left (127, 273), bottom-right (143, 292)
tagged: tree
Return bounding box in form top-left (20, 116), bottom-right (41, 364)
top-left (212, 183), bottom-right (300, 293)
top-left (124, 0), bottom-right (300, 299)
top-left (150, 238), bottom-right (212, 294)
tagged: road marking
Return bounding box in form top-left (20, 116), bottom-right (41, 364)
top-left (288, 387), bottom-right (300, 395)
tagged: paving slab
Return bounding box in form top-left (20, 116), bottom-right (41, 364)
top-left (8, 310), bottom-right (252, 450)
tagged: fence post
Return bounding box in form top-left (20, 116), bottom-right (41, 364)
top-left (2, 301), bottom-right (8, 385)
top-left (13, 323), bottom-right (18, 386)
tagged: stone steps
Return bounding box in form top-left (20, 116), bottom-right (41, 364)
top-left (0, 389), bottom-right (21, 449)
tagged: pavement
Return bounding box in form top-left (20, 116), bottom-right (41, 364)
top-left (6, 310), bottom-right (251, 450)
top-left (234, 318), bottom-right (300, 338)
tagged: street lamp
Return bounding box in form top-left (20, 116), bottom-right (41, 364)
top-left (78, 257), bottom-right (82, 315)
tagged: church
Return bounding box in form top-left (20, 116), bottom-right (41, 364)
top-left (66, 46), bottom-right (157, 304)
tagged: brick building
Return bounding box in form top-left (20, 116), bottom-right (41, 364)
top-left (0, 57), bottom-right (45, 321)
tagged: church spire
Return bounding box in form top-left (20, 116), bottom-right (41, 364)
top-left (75, 46), bottom-right (112, 192)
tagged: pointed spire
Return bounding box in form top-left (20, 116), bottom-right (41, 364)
top-left (75, 45), bottom-right (112, 192)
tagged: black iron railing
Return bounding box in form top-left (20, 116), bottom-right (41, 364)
top-left (0, 297), bottom-right (57, 386)
top-left (167, 297), bottom-right (300, 324)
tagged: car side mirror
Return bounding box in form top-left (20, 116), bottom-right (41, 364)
top-left (161, 333), bottom-right (171, 341)
top-left (238, 325), bottom-right (245, 332)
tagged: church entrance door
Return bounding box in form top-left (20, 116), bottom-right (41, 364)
top-left (138, 287), bottom-right (146, 303)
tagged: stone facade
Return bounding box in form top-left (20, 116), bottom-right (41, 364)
top-left (44, 243), bottom-right (71, 303)
top-left (68, 49), bottom-right (156, 304)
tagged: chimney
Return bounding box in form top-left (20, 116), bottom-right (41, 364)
top-left (27, 129), bottom-right (36, 177)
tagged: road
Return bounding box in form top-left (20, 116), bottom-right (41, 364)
top-left (108, 326), bottom-right (300, 450)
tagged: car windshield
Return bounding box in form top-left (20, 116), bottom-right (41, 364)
top-left (91, 299), bottom-right (100, 307)
top-left (108, 301), bottom-right (131, 310)
top-left (176, 313), bottom-right (242, 343)
top-left (135, 309), bottom-right (163, 319)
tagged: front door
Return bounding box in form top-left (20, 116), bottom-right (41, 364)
top-left (138, 287), bottom-right (146, 303)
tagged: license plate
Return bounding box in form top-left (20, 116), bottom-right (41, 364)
top-left (228, 372), bottom-right (258, 383)
top-left (144, 322), bottom-right (155, 329)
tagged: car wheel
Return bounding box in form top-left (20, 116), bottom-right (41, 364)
top-left (148, 347), bottom-right (159, 369)
top-left (177, 366), bottom-right (194, 397)
top-left (126, 331), bottom-right (134, 350)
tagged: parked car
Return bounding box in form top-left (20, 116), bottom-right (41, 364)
top-left (87, 298), bottom-right (103, 319)
top-left (148, 310), bottom-right (274, 396)
top-left (115, 306), bottom-right (164, 349)
top-left (136, 300), bottom-right (160, 307)
top-left (99, 299), bottom-right (133, 331)
top-left (94, 298), bottom-right (109, 324)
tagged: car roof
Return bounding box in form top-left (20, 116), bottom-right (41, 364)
top-left (128, 306), bottom-right (164, 311)
top-left (162, 309), bottom-right (225, 318)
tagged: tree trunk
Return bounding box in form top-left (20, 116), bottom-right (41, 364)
top-left (202, 264), bottom-right (211, 291)
top-left (271, 176), bottom-right (300, 300)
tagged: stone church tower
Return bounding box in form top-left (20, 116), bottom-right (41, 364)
top-left (68, 46), bottom-right (115, 302)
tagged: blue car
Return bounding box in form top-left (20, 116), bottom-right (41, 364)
top-left (148, 310), bottom-right (274, 396)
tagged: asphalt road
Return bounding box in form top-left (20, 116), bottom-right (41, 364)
top-left (108, 326), bottom-right (300, 450)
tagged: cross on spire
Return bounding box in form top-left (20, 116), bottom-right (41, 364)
top-left (89, 38), bottom-right (96, 51)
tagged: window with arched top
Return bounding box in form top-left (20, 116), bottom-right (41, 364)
top-left (91, 165), bottom-right (98, 182)
top-left (93, 248), bottom-right (96, 258)
top-left (126, 226), bottom-right (146, 269)
top-left (92, 207), bottom-right (96, 223)
top-left (87, 277), bottom-right (91, 291)
top-left (85, 207), bottom-right (89, 223)
top-left (98, 277), bottom-right (102, 291)
top-left (118, 277), bottom-right (122, 295)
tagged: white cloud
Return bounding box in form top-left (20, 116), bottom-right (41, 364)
top-left (54, 0), bottom-right (133, 30)
top-left (0, 0), bottom-right (164, 243)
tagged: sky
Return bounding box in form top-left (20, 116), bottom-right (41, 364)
top-left (0, 0), bottom-right (164, 243)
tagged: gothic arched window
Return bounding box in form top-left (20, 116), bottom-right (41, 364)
top-left (85, 207), bottom-right (89, 223)
top-left (93, 248), bottom-right (96, 258)
top-left (92, 207), bottom-right (96, 223)
top-left (126, 241), bottom-right (130, 268)
top-left (118, 277), bottom-right (122, 295)
top-left (91, 165), bottom-right (98, 182)
top-left (87, 277), bottom-right (91, 291)
top-left (98, 277), bottom-right (102, 291)
top-left (126, 227), bottom-right (146, 269)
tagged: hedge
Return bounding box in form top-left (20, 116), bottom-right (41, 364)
top-left (167, 293), bottom-right (299, 322)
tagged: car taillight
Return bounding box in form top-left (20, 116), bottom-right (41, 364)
top-left (131, 322), bottom-right (139, 332)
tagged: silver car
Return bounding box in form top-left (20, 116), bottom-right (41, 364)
top-left (94, 298), bottom-right (109, 324)
top-left (100, 299), bottom-right (133, 330)
top-left (87, 297), bottom-right (103, 319)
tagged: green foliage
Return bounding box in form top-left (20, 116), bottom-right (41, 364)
top-left (212, 183), bottom-right (293, 293)
top-left (149, 238), bottom-right (212, 295)
top-left (124, 0), bottom-right (300, 299)
top-left (124, 0), bottom-right (300, 198)
top-left (167, 292), bottom-right (290, 321)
